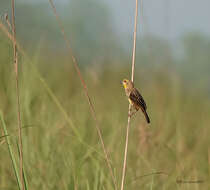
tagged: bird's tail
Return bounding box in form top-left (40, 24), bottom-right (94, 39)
top-left (142, 109), bottom-right (150, 124)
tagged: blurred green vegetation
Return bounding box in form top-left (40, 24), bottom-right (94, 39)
top-left (0, 33), bottom-right (210, 189)
top-left (0, 0), bottom-right (123, 64)
top-left (1, 1), bottom-right (210, 189)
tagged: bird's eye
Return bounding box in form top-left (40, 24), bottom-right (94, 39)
top-left (123, 80), bottom-right (126, 83)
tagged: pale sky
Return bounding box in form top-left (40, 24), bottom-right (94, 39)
top-left (11, 0), bottom-right (210, 43)
top-left (104, 0), bottom-right (210, 41)
top-left (18, 0), bottom-right (210, 38)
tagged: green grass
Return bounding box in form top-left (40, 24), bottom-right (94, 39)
top-left (0, 43), bottom-right (210, 189)
top-left (0, 111), bottom-right (22, 190)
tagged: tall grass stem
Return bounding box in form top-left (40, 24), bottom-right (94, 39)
top-left (48, 0), bottom-right (117, 188)
top-left (120, 0), bottom-right (139, 190)
top-left (11, 1), bottom-right (24, 190)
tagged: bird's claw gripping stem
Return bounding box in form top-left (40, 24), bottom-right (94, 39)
top-left (128, 111), bottom-right (137, 117)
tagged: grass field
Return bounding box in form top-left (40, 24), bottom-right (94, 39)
top-left (0, 46), bottom-right (210, 189)
top-left (0, 1), bottom-right (210, 188)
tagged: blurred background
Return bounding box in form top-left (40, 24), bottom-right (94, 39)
top-left (0, 0), bottom-right (210, 189)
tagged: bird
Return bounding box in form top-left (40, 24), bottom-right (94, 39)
top-left (122, 79), bottom-right (150, 123)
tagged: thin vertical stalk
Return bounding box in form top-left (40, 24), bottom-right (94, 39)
top-left (11, 1), bottom-right (24, 190)
top-left (131, 0), bottom-right (138, 83)
top-left (120, 0), bottom-right (139, 190)
top-left (48, 0), bottom-right (117, 189)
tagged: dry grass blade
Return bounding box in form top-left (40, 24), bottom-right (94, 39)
top-left (48, 0), bottom-right (117, 188)
top-left (11, 1), bottom-right (24, 190)
top-left (120, 0), bottom-right (139, 190)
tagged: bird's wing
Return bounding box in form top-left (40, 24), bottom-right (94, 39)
top-left (129, 88), bottom-right (147, 110)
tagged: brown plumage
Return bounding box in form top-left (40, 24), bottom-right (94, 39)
top-left (122, 79), bottom-right (150, 124)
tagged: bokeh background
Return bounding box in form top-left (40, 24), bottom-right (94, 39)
top-left (0, 0), bottom-right (210, 189)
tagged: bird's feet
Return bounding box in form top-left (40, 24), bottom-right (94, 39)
top-left (128, 111), bottom-right (137, 117)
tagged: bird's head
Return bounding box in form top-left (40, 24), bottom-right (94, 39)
top-left (122, 79), bottom-right (134, 89)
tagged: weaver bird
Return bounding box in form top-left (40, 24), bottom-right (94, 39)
top-left (122, 79), bottom-right (150, 123)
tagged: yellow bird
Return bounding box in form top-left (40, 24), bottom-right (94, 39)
top-left (122, 79), bottom-right (150, 123)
